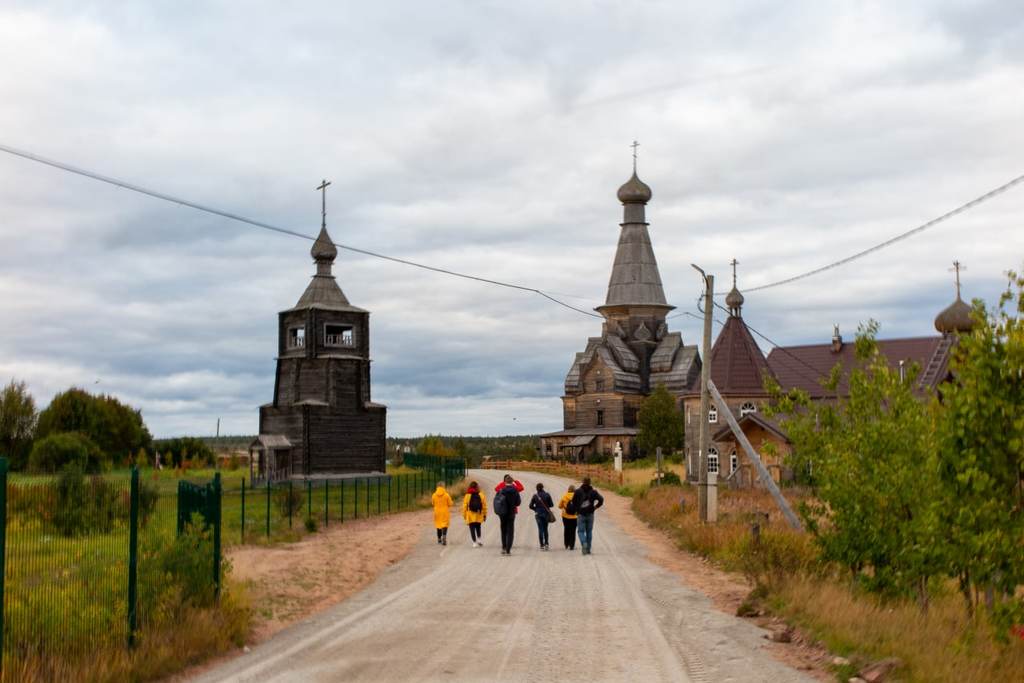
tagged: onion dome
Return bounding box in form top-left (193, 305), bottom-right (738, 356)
top-left (934, 297), bottom-right (973, 335)
top-left (311, 226), bottom-right (337, 262)
top-left (617, 172), bottom-right (652, 204)
top-left (726, 286), bottom-right (745, 316)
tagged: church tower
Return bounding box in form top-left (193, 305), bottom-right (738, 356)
top-left (540, 160), bottom-right (700, 462)
top-left (256, 183), bottom-right (386, 478)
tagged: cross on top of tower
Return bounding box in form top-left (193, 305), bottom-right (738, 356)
top-left (730, 258), bottom-right (739, 288)
top-left (950, 259), bottom-right (966, 298)
top-left (316, 179), bottom-right (332, 229)
top-left (631, 140), bottom-right (640, 172)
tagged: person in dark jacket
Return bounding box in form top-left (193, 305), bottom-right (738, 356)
top-left (571, 477), bottom-right (605, 555)
top-left (494, 475), bottom-right (523, 555)
top-left (528, 482), bottom-right (555, 550)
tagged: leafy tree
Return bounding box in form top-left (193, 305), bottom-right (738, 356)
top-left (154, 437), bottom-right (216, 468)
top-left (416, 435), bottom-right (454, 457)
top-left (28, 432), bottom-right (110, 474)
top-left (454, 437), bottom-right (467, 458)
top-left (0, 379), bottom-right (37, 470)
top-left (769, 323), bottom-right (943, 607)
top-left (936, 270), bottom-right (1024, 619)
top-left (36, 388), bottom-right (152, 464)
top-left (637, 384), bottom-right (684, 456)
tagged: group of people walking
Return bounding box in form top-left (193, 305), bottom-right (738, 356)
top-left (430, 473), bottom-right (605, 555)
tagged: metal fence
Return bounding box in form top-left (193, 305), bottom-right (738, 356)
top-left (231, 457), bottom-right (466, 543)
top-left (0, 460), bottom-right (223, 675)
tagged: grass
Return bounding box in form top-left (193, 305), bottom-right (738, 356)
top-left (630, 483), bottom-right (1024, 682)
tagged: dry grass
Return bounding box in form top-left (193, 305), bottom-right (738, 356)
top-left (632, 484), bottom-right (1024, 682)
top-left (4, 581), bottom-right (251, 683)
top-left (775, 575), bottom-right (1024, 683)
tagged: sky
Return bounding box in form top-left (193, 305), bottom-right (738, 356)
top-left (1, 1), bottom-right (1023, 438)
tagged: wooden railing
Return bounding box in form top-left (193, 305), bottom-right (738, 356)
top-left (478, 460), bottom-right (623, 488)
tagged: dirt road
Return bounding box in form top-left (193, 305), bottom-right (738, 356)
top-left (194, 471), bottom-right (815, 682)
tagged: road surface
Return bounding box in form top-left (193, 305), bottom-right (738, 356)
top-left (194, 470), bottom-right (814, 682)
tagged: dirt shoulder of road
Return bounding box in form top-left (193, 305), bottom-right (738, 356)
top-left (599, 487), bottom-right (833, 681)
top-left (174, 509), bottom-right (426, 681)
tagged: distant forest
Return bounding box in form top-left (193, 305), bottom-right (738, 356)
top-left (176, 434), bottom-right (541, 467)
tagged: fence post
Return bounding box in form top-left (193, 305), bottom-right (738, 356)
top-left (306, 479), bottom-right (312, 522)
top-left (324, 480), bottom-right (329, 527)
top-left (212, 472), bottom-right (222, 599)
top-left (340, 478), bottom-right (345, 523)
top-left (127, 465), bottom-right (139, 647)
top-left (265, 479), bottom-right (271, 538)
top-left (388, 477), bottom-right (392, 513)
top-left (288, 480), bottom-right (294, 529)
top-left (377, 477), bottom-right (382, 515)
top-left (241, 478), bottom-right (246, 544)
top-left (0, 458), bottom-right (8, 672)
top-left (365, 477), bottom-right (370, 517)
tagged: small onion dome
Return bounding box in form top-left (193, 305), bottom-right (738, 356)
top-left (726, 285), bottom-right (745, 314)
top-left (311, 226), bottom-right (338, 262)
top-left (934, 297), bottom-right (974, 334)
top-left (617, 172), bottom-right (652, 204)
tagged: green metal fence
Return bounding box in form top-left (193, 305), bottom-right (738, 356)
top-left (0, 460), bottom-right (222, 675)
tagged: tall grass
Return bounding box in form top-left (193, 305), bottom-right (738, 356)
top-left (631, 484), bottom-right (1024, 682)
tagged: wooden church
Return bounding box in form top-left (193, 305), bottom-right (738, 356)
top-left (251, 191), bottom-right (386, 481)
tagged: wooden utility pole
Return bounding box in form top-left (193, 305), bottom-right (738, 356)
top-left (692, 265), bottom-right (714, 523)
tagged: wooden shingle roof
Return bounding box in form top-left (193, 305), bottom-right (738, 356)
top-left (688, 315), bottom-right (774, 397)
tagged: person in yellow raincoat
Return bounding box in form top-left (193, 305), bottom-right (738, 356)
top-left (431, 482), bottom-right (454, 546)
top-left (558, 484), bottom-right (578, 550)
top-left (461, 480), bottom-right (488, 547)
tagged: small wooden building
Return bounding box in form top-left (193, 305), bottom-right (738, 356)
top-left (255, 223), bottom-right (386, 481)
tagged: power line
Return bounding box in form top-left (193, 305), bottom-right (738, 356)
top-left (0, 142), bottom-right (602, 319)
top-left (742, 171), bottom-right (1024, 294)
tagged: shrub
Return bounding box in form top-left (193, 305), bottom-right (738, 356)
top-left (154, 437), bottom-right (216, 468)
top-left (274, 483), bottom-right (303, 518)
top-left (51, 464), bottom-right (121, 536)
top-left (28, 432), bottom-right (109, 474)
top-left (138, 479), bottom-right (160, 526)
top-left (36, 388), bottom-right (152, 462)
top-left (304, 516), bottom-right (318, 533)
top-left (651, 471), bottom-right (682, 487)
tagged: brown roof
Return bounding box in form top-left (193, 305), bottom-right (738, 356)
top-left (712, 412), bottom-right (790, 443)
top-left (688, 315), bottom-right (774, 397)
top-left (766, 336), bottom-right (952, 398)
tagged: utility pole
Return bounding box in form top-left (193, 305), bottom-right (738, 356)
top-left (692, 265), bottom-right (714, 523)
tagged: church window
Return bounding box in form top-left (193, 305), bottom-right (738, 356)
top-left (740, 402), bottom-right (757, 417)
top-left (595, 378), bottom-right (605, 392)
top-left (596, 409), bottom-right (604, 427)
top-left (730, 452), bottom-right (738, 474)
top-left (325, 323), bottom-right (355, 347)
top-left (707, 447), bottom-right (719, 474)
top-left (624, 406), bottom-right (637, 427)
top-left (708, 407), bottom-right (718, 423)
top-left (288, 326), bottom-right (305, 349)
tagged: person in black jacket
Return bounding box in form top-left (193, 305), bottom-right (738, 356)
top-left (571, 477), bottom-right (605, 555)
top-left (494, 475), bottom-right (523, 555)
top-left (528, 482), bottom-right (555, 550)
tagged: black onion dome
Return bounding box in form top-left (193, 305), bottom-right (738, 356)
top-left (934, 297), bottom-right (974, 334)
top-left (617, 172), bottom-right (652, 204)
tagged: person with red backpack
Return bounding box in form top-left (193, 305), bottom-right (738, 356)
top-left (461, 481), bottom-right (488, 547)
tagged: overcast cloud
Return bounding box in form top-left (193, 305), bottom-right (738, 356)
top-left (1, 1), bottom-right (1023, 437)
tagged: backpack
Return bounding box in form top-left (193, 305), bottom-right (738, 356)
top-left (577, 489), bottom-right (593, 513)
top-left (468, 491), bottom-right (483, 513)
top-left (493, 488), bottom-right (509, 516)
top-left (565, 497), bottom-right (578, 515)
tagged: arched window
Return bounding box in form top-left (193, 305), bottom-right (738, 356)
top-left (707, 447), bottom-right (719, 474)
top-left (730, 451), bottom-right (738, 474)
top-left (708, 407), bottom-right (718, 423)
top-left (740, 402), bottom-right (757, 417)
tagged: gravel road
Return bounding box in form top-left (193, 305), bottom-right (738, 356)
top-left (194, 470), bottom-right (815, 682)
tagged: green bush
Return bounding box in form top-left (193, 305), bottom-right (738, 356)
top-left (35, 387), bottom-right (152, 464)
top-left (304, 516), bottom-right (318, 533)
top-left (138, 479), bottom-right (160, 526)
top-left (652, 470), bottom-right (682, 487)
top-left (28, 432), bottom-right (110, 474)
top-left (274, 483), bottom-right (303, 518)
top-left (51, 464), bottom-right (121, 536)
top-left (139, 515), bottom-right (224, 619)
top-left (153, 436), bottom-right (217, 468)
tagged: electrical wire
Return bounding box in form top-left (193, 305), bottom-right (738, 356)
top-left (741, 171), bottom-right (1024, 293)
top-left (0, 142), bottom-right (603, 319)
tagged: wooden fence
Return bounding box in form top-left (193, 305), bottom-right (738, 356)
top-left (478, 460), bottom-right (623, 488)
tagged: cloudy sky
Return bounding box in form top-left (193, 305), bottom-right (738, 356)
top-left (1, 1), bottom-right (1023, 438)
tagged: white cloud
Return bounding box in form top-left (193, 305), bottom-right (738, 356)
top-left (1, 1), bottom-right (1023, 437)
